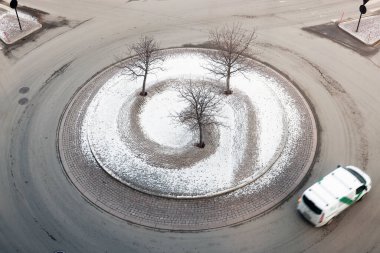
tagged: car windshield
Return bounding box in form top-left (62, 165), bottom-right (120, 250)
top-left (302, 195), bottom-right (322, 215)
top-left (345, 168), bottom-right (366, 185)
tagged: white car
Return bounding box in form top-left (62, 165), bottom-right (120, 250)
top-left (297, 165), bottom-right (371, 227)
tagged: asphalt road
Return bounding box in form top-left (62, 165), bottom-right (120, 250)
top-left (1, 0), bottom-right (380, 252)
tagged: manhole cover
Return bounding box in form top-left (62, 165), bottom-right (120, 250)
top-left (19, 87), bottom-right (30, 94)
top-left (18, 98), bottom-right (29, 105)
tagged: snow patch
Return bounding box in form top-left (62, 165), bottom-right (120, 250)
top-left (139, 89), bottom-right (192, 148)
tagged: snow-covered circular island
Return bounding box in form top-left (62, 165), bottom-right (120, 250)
top-left (58, 48), bottom-right (317, 228)
top-left (79, 49), bottom-right (307, 198)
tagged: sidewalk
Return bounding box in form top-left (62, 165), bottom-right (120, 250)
top-left (0, 3), bottom-right (42, 45)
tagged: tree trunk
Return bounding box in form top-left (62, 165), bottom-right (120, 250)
top-left (198, 123), bottom-right (205, 148)
top-left (225, 66), bottom-right (232, 95)
top-left (140, 71), bottom-right (148, 96)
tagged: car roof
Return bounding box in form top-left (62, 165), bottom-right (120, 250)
top-left (304, 167), bottom-right (363, 210)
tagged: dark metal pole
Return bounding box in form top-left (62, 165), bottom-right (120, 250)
top-left (356, 13), bottom-right (362, 32)
top-left (14, 8), bottom-right (22, 31)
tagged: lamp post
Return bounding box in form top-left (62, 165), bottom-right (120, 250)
top-left (356, 0), bottom-right (369, 32)
top-left (10, 0), bottom-right (22, 31)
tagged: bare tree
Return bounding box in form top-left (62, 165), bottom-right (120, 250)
top-left (119, 36), bottom-right (165, 96)
top-left (173, 80), bottom-right (225, 148)
top-left (204, 23), bottom-right (256, 94)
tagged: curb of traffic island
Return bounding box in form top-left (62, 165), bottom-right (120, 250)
top-left (0, 6), bottom-right (42, 45)
top-left (338, 14), bottom-right (380, 47)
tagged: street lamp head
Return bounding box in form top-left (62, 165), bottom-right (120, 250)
top-left (10, 0), bottom-right (18, 9)
top-left (360, 5), bottom-right (367, 14)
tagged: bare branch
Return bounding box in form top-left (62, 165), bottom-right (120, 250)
top-left (203, 22), bottom-right (256, 94)
top-left (116, 35), bottom-right (166, 96)
top-left (172, 80), bottom-right (225, 148)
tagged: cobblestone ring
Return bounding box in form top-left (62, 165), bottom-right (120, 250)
top-left (58, 48), bottom-right (317, 230)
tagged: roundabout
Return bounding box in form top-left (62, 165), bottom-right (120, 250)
top-left (58, 48), bottom-right (317, 229)
top-left (1, 0), bottom-right (380, 252)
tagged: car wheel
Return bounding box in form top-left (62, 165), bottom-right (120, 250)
top-left (327, 218), bottom-right (334, 225)
top-left (358, 193), bottom-right (366, 201)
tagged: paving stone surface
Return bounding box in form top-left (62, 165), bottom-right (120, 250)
top-left (58, 49), bottom-right (317, 231)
